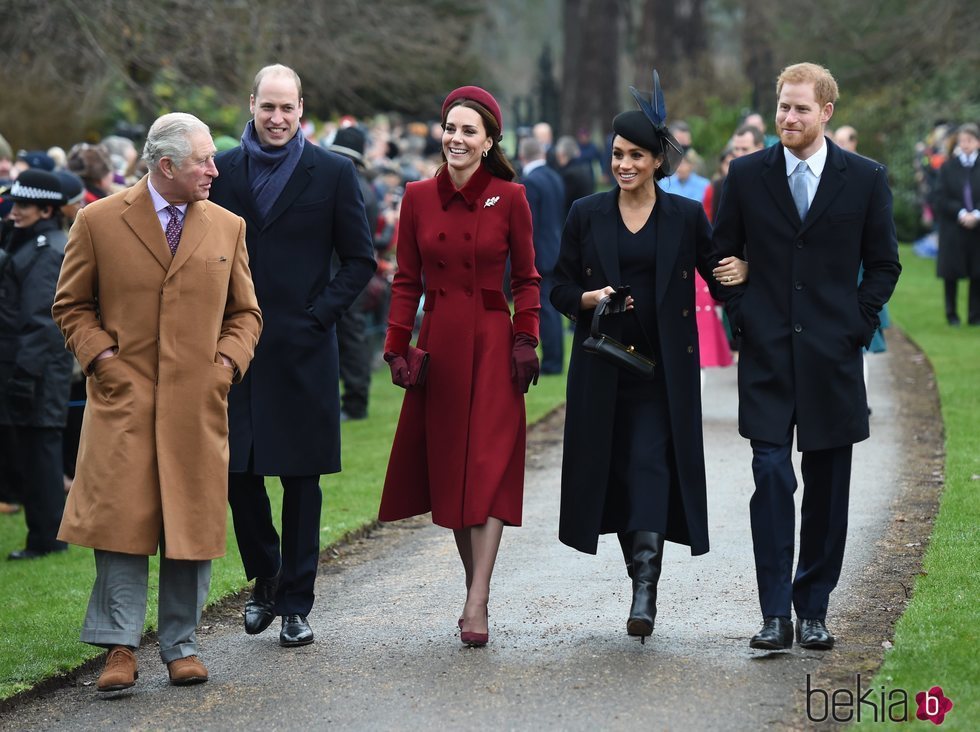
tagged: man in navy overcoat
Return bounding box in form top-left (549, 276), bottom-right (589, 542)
top-left (209, 64), bottom-right (375, 647)
top-left (712, 63), bottom-right (900, 651)
top-left (519, 137), bottom-right (566, 373)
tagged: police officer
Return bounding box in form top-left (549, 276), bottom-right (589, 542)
top-left (0, 169), bottom-right (74, 559)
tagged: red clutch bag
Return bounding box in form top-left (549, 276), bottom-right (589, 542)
top-left (406, 345), bottom-right (430, 388)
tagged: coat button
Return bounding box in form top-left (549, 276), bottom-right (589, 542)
top-left (687, 345), bottom-right (694, 353)
top-left (463, 261), bottom-right (472, 269)
top-left (464, 287), bottom-right (473, 296)
top-left (438, 260), bottom-right (446, 268)
top-left (585, 267), bottom-right (592, 276)
top-left (795, 281), bottom-right (803, 291)
top-left (794, 324), bottom-right (803, 333)
top-left (796, 240), bottom-right (803, 249)
top-left (682, 308), bottom-right (690, 317)
top-left (438, 232), bottom-right (446, 241)
top-left (464, 233), bottom-right (472, 241)
top-left (681, 270), bottom-right (688, 279)
top-left (439, 287), bottom-right (447, 296)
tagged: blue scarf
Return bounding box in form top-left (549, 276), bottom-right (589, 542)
top-left (240, 120), bottom-right (305, 220)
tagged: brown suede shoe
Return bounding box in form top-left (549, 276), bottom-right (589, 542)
top-left (97, 645), bottom-right (138, 692)
top-left (167, 655), bottom-right (209, 686)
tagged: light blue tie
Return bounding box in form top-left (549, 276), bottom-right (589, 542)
top-left (790, 161), bottom-right (810, 221)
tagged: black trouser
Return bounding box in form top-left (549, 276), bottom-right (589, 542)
top-left (0, 425), bottom-right (67, 551)
top-left (337, 302), bottom-right (372, 419)
top-left (944, 278), bottom-right (980, 324)
top-left (228, 471), bottom-right (322, 617)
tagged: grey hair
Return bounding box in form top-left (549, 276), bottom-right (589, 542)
top-left (555, 135), bottom-right (580, 160)
top-left (142, 113), bottom-right (210, 169)
top-left (518, 136), bottom-right (544, 161)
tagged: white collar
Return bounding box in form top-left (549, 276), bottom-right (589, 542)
top-left (784, 139), bottom-right (828, 178)
top-left (959, 151), bottom-right (978, 167)
top-left (522, 158), bottom-right (547, 176)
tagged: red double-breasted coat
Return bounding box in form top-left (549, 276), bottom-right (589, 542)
top-left (379, 165), bottom-right (540, 528)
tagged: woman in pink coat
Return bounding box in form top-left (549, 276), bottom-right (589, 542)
top-left (379, 86), bottom-right (541, 647)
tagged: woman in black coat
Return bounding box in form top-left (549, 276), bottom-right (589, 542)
top-left (0, 170), bottom-right (73, 559)
top-left (550, 73), bottom-right (745, 641)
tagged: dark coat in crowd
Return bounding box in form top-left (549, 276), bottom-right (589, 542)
top-left (933, 155), bottom-right (980, 279)
top-left (0, 219), bottom-right (72, 428)
top-left (210, 142), bottom-right (376, 476)
top-left (558, 160), bottom-right (595, 218)
top-left (550, 187), bottom-right (715, 555)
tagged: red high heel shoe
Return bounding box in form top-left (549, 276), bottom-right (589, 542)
top-left (460, 629), bottom-right (489, 647)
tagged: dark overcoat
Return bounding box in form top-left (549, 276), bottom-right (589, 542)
top-left (0, 220), bottom-right (72, 428)
top-left (551, 187), bottom-right (715, 556)
top-left (210, 143), bottom-right (376, 476)
top-left (712, 140), bottom-right (901, 451)
top-left (932, 156), bottom-right (980, 279)
top-left (379, 165), bottom-right (540, 529)
top-left (522, 163), bottom-right (565, 275)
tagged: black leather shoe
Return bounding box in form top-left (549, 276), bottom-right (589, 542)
top-left (625, 532), bottom-right (665, 644)
top-left (796, 618), bottom-right (835, 650)
top-left (280, 614), bottom-right (314, 647)
top-left (8, 546), bottom-right (67, 560)
top-left (244, 568), bottom-right (281, 635)
top-left (749, 616), bottom-right (793, 650)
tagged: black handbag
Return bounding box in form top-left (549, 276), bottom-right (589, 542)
top-left (582, 295), bottom-right (657, 379)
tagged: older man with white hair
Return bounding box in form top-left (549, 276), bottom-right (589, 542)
top-left (53, 112), bottom-right (262, 692)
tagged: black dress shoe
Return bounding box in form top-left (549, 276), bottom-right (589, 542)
top-left (8, 545), bottom-right (67, 560)
top-left (948, 315), bottom-right (961, 326)
top-left (280, 614), bottom-right (314, 647)
top-left (796, 618), bottom-right (835, 650)
top-left (749, 616), bottom-right (793, 650)
top-left (244, 568), bottom-right (281, 635)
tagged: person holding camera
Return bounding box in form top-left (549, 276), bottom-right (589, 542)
top-left (0, 170), bottom-right (74, 559)
top-left (551, 72), bottom-right (744, 642)
top-left (378, 86), bottom-right (540, 648)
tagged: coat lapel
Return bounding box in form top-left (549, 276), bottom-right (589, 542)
top-left (800, 139), bottom-right (847, 235)
top-left (224, 148), bottom-right (262, 229)
top-left (261, 143), bottom-right (315, 231)
top-left (165, 200), bottom-right (211, 281)
top-left (121, 177), bottom-right (172, 273)
top-left (654, 187), bottom-right (682, 305)
top-left (591, 189), bottom-right (621, 285)
top-left (761, 144), bottom-right (803, 230)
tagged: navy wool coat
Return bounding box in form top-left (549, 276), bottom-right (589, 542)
top-left (210, 143), bottom-right (376, 476)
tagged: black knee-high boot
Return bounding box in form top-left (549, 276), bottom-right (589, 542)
top-left (626, 531), bottom-right (665, 642)
top-left (617, 531), bottom-right (634, 579)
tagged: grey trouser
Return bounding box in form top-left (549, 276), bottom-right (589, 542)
top-left (81, 549), bottom-right (211, 663)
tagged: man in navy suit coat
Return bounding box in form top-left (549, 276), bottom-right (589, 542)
top-left (520, 137), bottom-right (566, 373)
top-left (712, 63), bottom-right (900, 651)
top-left (209, 65), bottom-right (375, 648)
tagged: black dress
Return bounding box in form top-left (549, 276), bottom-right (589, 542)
top-left (600, 207), bottom-right (675, 535)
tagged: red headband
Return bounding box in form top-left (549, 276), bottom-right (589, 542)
top-left (441, 86), bottom-right (503, 134)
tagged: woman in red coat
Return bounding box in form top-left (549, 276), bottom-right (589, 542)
top-left (379, 86), bottom-right (541, 647)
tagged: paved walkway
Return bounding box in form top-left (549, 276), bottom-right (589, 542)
top-left (0, 353), bottom-right (902, 731)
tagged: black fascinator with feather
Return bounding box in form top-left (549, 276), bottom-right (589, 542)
top-left (612, 69), bottom-right (684, 177)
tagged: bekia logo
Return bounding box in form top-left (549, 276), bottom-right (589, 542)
top-left (806, 675), bottom-right (954, 724)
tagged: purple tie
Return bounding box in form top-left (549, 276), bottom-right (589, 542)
top-left (965, 177), bottom-right (974, 212)
top-left (165, 205), bottom-right (183, 256)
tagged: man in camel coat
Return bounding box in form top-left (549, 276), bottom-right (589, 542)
top-left (52, 113), bottom-right (262, 692)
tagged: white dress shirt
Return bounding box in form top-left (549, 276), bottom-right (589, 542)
top-left (784, 141), bottom-right (828, 209)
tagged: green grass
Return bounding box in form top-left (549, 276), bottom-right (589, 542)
top-left (854, 247), bottom-right (980, 729)
top-left (0, 340), bottom-right (570, 699)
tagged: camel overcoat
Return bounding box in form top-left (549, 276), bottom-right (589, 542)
top-left (53, 177), bottom-right (262, 560)
top-left (379, 165), bottom-right (540, 528)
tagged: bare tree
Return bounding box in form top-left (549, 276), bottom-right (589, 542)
top-left (561, 0), bottom-right (624, 140)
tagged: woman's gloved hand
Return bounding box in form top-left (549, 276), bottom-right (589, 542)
top-left (383, 352), bottom-right (412, 389)
top-left (511, 333), bottom-right (540, 394)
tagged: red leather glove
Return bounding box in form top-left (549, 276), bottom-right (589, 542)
top-left (383, 352), bottom-right (412, 389)
top-left (511, 332), bottom-right (540, 394)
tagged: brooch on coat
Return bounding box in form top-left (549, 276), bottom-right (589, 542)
top-left (484, 196), bottom-right (500, 208)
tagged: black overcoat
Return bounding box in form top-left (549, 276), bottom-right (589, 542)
top-left (0, 220), bottom-right (72, 428)
top-left (551, 187), bottom-right (716, 556)
top-left (712, 140), bottom-right (901, 452)
top-left (210, 143), bottom-right (376, 476)
top-left (932, 156), bottom-right (980, 279)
